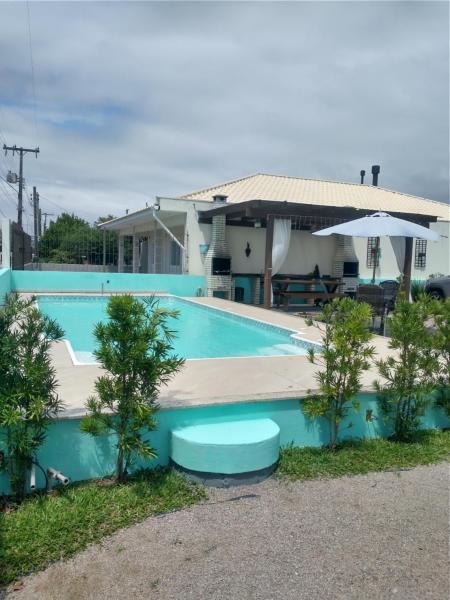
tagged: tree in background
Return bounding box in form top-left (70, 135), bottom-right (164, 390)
top-left (0, 294), bottom-right (64, 499)
top-left (38, 213), bottom-right (118, 265)
top-left (302, 298), bottom-right (375, 450)
top-left (81, 296), bottom-right (184, 483)
top-left (375, 293), bottom-right (438, 441)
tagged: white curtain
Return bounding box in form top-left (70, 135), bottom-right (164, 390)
top-left (390, 236), bottom-right (405, 274)
top-left (271, 218), bottom-right (291, 304)
top-left (272, 218), bottom-right (291, 275)
top-left (390, 236), bottom-right (412, 301)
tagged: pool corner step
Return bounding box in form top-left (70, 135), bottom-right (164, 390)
top-left (170, 418), bottom-right (280, 487)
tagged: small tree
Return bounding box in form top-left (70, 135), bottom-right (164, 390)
top-left (430, 298), bottom-right (450, 417)
top-left (302, 298), bottom-right (375, 450)
top-left (375, 293), bottom-right (438, 441)
top-left (81, 295), bottom-right (184, 483)
top-left (0, 294), bottom-right (64, 499)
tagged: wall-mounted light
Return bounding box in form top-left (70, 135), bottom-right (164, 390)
top-left (245, 242), bottom-right (251, 257)
top-left (254, 219), bottom-right (261, 228)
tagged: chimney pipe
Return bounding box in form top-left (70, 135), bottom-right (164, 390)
top-left (360, 170), bottom-right (366, 184)
top-left (212, 194), bottom-right (228, 204)
top-left (371, 165), bottom-right (380, 186)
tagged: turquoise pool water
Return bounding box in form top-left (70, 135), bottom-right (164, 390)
top-left (37, 295), bottom-right (316, 362)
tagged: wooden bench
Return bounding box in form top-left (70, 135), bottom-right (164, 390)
top-left (276, 290), bottom-right (346, 309)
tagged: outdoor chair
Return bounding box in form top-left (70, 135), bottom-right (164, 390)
top-left (357, 284), bottom-right (386, 332)
top-left (379, 280), bottom-right (399, 312)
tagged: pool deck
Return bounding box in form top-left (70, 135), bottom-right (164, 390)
top-left (47, 296), bottom-right (393, 419)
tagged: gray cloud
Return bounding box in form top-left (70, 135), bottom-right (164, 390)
top-left (0, 1), bottom-right (448, 228)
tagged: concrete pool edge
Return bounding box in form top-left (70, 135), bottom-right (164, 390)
top-left (37, 293), bottom-right (322, 366)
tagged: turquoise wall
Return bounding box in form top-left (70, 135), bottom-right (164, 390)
top-left (0, 268), bottom-right (11, 304)
top-left (11, 270), bottom-right (205, 296)
top-left (1, 394), bottom-right (447, 493)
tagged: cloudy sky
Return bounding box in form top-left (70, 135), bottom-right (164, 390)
top-left (0, 1), bottom-right (448, 230)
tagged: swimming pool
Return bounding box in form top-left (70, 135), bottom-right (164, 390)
top-left (37, 295), bottom-right (318, 363)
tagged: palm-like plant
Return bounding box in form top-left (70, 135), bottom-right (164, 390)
top-left (81, 295), bottom-right (184, 483)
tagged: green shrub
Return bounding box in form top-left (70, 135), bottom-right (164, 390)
top-left (0, 294), bottom-right (64, 499)
top-left (302, 298), bottom-right (375, 449)
top-left (430, 299), bottom-right (450, 416)
top-left (375, 293), bottom-right (438, 441)
top-left (81, 295), bottom-right (184, 483)
top-left (411, 279), bottom-right (425, 302)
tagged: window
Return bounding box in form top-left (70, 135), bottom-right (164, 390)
top-left (366, 237), bottom-right (380, 268)
top-left (414, 239), bottom-right (427, 269)
top-left (170, 240), bottom-right (181, 266)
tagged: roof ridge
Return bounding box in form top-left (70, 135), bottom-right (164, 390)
top-left (257, 173), bottom-right (449, 207)
top-left (179, 173), bottom-right (261, 199)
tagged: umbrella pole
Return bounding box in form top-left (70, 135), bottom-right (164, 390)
top-left (371, 236), bottom-right (380, 284)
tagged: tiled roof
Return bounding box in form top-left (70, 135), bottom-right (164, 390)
top-left (181, 173), bottom-right (450, 220)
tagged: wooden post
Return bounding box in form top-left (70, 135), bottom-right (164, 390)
top-left (371, 236), bottom-right (380, 284)
top-left (264, 215), bottom-right (274, 309)
top-left (403, 236), bottom-right (413, 301)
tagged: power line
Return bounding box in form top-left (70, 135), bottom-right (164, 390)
top-left (37, 192), bottom-right (66, 212)
top-left (0, 174), bottom-right (20, 201)
top-left (26, 0), bottom-right (38, 144)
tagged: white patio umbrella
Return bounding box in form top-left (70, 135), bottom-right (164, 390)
top-left (313, 211), bottom-right (440, 241)
top-left (313, 212), bottom-right (440, 297)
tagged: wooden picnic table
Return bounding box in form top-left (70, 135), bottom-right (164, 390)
top-left (273, 278), bottom-right (344, 310)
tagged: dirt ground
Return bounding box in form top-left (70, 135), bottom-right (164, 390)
top-left (5, 462), bottom-right (449, 600)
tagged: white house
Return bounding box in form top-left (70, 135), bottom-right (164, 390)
top-left (99, 173), bottom-right (449, 305)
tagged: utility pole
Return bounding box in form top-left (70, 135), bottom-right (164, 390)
top-left (32, 186), bottom-right (40, 255)
top-left (3, 144), bottom-right (39, 229)
top-left (42, 212), bottom-right (53, 232)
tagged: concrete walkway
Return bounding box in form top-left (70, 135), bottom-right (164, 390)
top-left (8, 463), bottom-right (449, 600)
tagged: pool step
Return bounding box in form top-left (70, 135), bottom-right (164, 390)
top-left (170, 419), bottom-right (280, 487)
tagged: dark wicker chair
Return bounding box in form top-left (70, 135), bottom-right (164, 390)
top-left (379, 280), bottom-right (399, 312)
top-left (357, 284), bottom-right (386, 332)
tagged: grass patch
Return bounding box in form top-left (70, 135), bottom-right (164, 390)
top-left (0, 467), bottom-right (206, 586)
top-left (277, 429), bottom-right (450, 481)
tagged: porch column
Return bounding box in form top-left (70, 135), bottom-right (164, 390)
top-left (264, 215), bottom-right (274, 309)
top-left (118, 235), bottom-right (124, 273)
top-left (102, 229), bottom-right (106, 270)
top-left (403, 237), bottom-right (413, 301)
top-left (132, 233), bottom-right (139, 273)
top-left (147, 233), bottom-right (152, 273)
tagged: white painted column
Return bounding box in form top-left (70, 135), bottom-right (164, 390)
top-left (147, 233), bottom-right (152, 273)
top-left (1, 219), bottom-right (11, 269)
top-left (132, 233), bottom-right (140, 273)
top-left (118, 235), bottom-right (124, 273)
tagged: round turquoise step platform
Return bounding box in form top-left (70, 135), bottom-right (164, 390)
top-left (170, 419), bottom-right (280, 486)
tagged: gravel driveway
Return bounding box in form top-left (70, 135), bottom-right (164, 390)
top-left (6, 463), bottom-right (449, 600)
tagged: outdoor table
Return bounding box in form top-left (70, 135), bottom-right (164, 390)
top-left (273, 278), bottom-right (344, 310)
